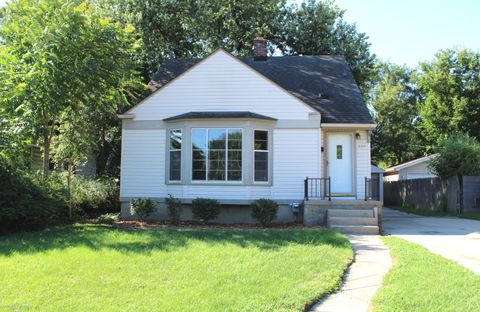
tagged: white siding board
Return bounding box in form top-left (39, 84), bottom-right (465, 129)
top-left (120, 129), bottom-right (166, 197)
top-left (272, 129), bottom-right (320, 199)
top-left (398, 162), bottom-right (435, 180)
top-left (355, 130), bottom-right (371, 199)
top-left (129, 50), bottom-right (314, 121)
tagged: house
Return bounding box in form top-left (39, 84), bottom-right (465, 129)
top-left (384, 154), bottom-right (437, 182)
top-left (118, 37), bottom-right (381, 230)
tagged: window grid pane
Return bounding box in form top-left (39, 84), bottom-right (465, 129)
top-left (169, 129), bottom-right (182, 181)
top-left (254, 130), bottom-right (268, 151)
top-left (254, 130), bottom-right (269, 182)
top-left (191, 128), bottom-right (242, 182)
top-left (192, 129), bottom-right (207, 181)
top-left (227, 129), bottom-right (242, 181)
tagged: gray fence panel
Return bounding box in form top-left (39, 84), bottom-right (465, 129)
top-left (384, 176), bottom-right (480, 213)
top-left (463, 176), bottom-right (480, 213)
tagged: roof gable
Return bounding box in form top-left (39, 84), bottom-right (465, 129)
top-left (126, 49), bottom-right (316, 121)
top-left (145, 51), bottom-right (373, 124)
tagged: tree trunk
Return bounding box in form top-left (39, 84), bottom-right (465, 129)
top-left (42, 128), bottom-right (50, 178)
top-left (67, 159), bottom-right (73, 219)
top-left (67, 104), bottom-right (79, 219)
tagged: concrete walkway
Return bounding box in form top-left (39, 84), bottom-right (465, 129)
top-left (310, 235), bottom-right (392, 312)
top-left (382, 207), bottom-right (480, 274)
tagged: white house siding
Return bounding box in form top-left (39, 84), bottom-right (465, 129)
top-left (272, 129), bottom-right (321, 199)
top-left (128, 50), bottom-right (315, 121)
top-left (120, 129), bottom-right (166, 198)
top-left (355, 130), bottom-right (371, 199)
top-left (166, 185), bottom-right (273, 201)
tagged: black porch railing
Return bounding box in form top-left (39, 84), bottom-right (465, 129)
top-left (304, 177), bottom-right (331, 201)
top-left (365, 176), bottom-right (380, 201)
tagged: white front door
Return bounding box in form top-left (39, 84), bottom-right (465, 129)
top-left (327, 133), bottom-right (353, 194)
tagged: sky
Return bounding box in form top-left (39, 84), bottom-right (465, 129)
top-left (334, 0), bottom-right (480, 66)
top-left (1, 0), bottom-right (479, 66)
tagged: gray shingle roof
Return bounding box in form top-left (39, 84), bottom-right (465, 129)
top-left (163, 111), bottom-right (276, 121)
top-left (150, 53), bottom-right (373, 124)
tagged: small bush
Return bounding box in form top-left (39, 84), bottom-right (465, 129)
top-left (32, 172), bottom-right (119, 216)
top-left (70, 177), bottom-right (119, 215)
top-left (0, 156), bottom-right (65, 233)
top-left (130, 198), bottom-right (156, 221)
top-left (166, 194), bottom-right (182, 224)
top-left (251, 199), bottom-right (278, 226)
top-left (192, 198), bottom-right (220, 222)
top-left (98, 213), bottom-right (120, 224)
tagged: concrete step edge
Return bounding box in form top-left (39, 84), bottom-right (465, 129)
top-left (328, 211), bottom-right (374, 217)
top-left (328, 217), bottom-right (377, 226)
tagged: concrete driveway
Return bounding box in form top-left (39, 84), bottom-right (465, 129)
top-left (382, 207), bottom-right (480, 274)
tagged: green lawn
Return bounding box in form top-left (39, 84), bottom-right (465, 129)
top-left (372, 236), bottom-right (480, 312)
top-left (0, 225), bottom-right (352, 312)
top-left (388, 206), bottom-right (480, 220)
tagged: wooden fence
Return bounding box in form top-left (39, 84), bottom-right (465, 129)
top-left (384, 176), bottom-right (480, 213)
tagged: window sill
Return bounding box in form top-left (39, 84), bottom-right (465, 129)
top-left (167, 180), bottom-right (183, 184)
top-left (164, 181), bottom-right (273, 187)
top-left (190, 181), bottom-right (244, 186)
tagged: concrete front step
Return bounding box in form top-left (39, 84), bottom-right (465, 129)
top-left (330, 225), bottom-right (380, 235)
top-left (328, 216), bottom-right (377, 226)
top-left (328, 209), bottom-right (374, 218)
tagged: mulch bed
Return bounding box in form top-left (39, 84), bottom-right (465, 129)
top-left (111, 220), bottom-right (309, 230)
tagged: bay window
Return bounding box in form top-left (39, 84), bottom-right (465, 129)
top-left (254, 130), bottom-right (269, 182)
top-left (192, 128), bottom-right (242, 181)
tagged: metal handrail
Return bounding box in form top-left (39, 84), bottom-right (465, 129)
top-left (304, 177), bottom-right (331, 201)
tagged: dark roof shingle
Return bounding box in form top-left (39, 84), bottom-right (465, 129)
top-left (163, 111), bottom-right (276, 121)
top-left (150, 53), bottom-right (373, 124)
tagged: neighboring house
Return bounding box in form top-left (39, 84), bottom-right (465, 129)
top-left (118, 37), bottom-right (380, 228)
top-left (384, 154), bottom-right (438, 181)
top-left (26, 144), bottom-right (43, 171)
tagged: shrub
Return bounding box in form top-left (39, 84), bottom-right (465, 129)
top-left (0, 155), bottom-right (65, 233)
top-left (166, 194), bottom-right (182, 224)
top-left (32, 172), bottom-right (119, 216)
top-left (251, 199), bottom-right (279, 226)
top-left (130, 198), bottom-right (156, 221)
top-left (70, 177), bottom-right (119, 215)
top-left (192, 198), bottom-right (220, 222)
top-left (98, 213), bottom-right (120, 224)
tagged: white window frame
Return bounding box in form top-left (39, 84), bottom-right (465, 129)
top-left (191, 128), bottom-right (243, 183)
top-left (253, 129), bottom-right (269, 183)
top-left (168, 129), bottom-right (182, 182)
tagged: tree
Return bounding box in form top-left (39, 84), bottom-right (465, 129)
top-left (417, 49), bottom-right (480, 145)
top-left (98, 0), bottom-right (287, 78)
top-left (98, 0), bottom-right (376, 94)
top-left (370, 62), bottom-right (426, 166)
top-left (429, 133), bottom-right (480, 212)
top-left (279, 0), bottom-right (377, 95)
top-left (1, 0), bottom-right (69, 176)
top-left (0, 0), bottom-right (145, 216)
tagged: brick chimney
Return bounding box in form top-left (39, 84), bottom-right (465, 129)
top-left (253, 37), bottom-right (268, 61)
